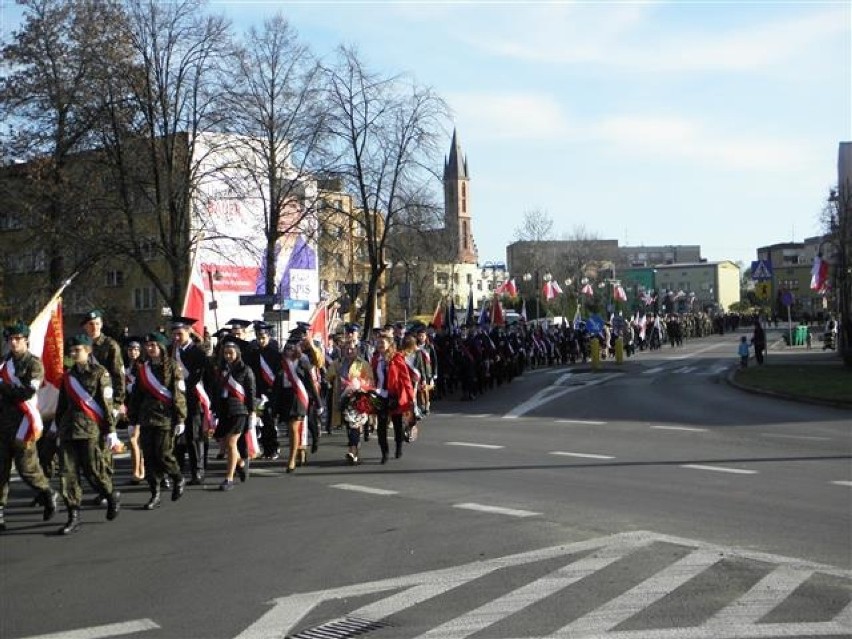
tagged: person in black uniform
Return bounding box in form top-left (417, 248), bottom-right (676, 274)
top-left (170, 317), bottom-right (213, 484)
top-left (246, 322), bottom-right (281, 459)
top-left (214, 336), bottom-right (256, 491)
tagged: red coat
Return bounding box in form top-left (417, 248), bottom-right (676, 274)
top-left (387, 352), bottom-right (415, 416)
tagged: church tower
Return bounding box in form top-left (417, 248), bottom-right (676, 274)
top-left (443, 129), bottom-right (478, 264)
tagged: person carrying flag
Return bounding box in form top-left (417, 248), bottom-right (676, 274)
top-left (0, 321), bottom-right (58, 532)
top-left (129, 333), bottom-right (188, 509)
top-left (54, 333), bottom-right (121, 535)
top-left (170, 317), bottom-right (213, 484)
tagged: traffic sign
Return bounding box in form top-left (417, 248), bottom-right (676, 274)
top-left (283, 299), bottom-right (310, 310)
top-left (781, 290), bottom-right (795, 307)
top-left (750, 260), bottom-right (773, 281)
top-left (755, 281), bottom-right (771, 300)
top-left (239, 294), bottom-right (276, 306)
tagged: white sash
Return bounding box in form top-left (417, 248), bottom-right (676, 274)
top-left (65, 373), bottom-right (106, 425)
top-left (138, 362), bottom-right (173, 404)
top-left (282, 360), bottom-right (309, 410)
top-left (224, 373), bottom-right (247, 403)
top-left (259, 354), bottom-right (275, 387)
top-left (0, 358), bottom-right (43, 442)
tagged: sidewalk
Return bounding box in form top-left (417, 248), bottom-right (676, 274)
top-left (727, 339), bottom-right (852, 409)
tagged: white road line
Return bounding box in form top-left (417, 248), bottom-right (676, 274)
top-left (453, 503), bottom-right (540, 518)
top-left (642, 366), bottom-right (664, 375)
top-left (830, 480), bottom-right (852, 487)
top-left (651, 425), bottom-right (708, 433)
top-left (445, 441), bottom-right (504, 450)
top-left (556, 549), bottom-right (723, 635)
top-left (19, 619), bottom-right (160, 639)
top-left (681, 464), bottom-right (758, 475)
top-left (672, 366), bottom-right (697, 374)
top-left (415, 536), bottom-right (653, 639)
top-left (329, 484), bottom-right (398, 496)
top-left (503, 374), bottom-right (618, 418)
top-left (762, 433), bottom-right (831, 442)
top-left (469, 413), bottom-right (494, 418)
top-left (550, 451), bottom-right (615, 460)
top-left (670, 343), bottom-right (730, 360)
top-left (555, 419), bottom-right (607, 425)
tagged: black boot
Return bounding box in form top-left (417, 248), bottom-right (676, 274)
top-left (59, 508), bottom-right (81, 535)
top-left (106, 491), bottom-right (121, 521)
top-left (395, 442), bottom-right (403, 459)
top-left (42, 489), bottom-right (57, 521)
top-left (144, 480), bottom-right (161, 510)
top-left (171, 475), bottom-right (185, 501)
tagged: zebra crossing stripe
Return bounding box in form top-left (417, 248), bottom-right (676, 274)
top-left (555, 549), bottom-right (724, 636)
top-left (19, 619), bottom-right (160, 639)
top-left (329, 484), bottom-right (398, 496)
top-left (415, 535), bottom-right (653, 639)
top-left (642, 367), bottom-right (664, 375)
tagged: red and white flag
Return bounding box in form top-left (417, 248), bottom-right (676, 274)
top-left (581, 283), bottom-right (595, 297)
top-left (431, 300), bottom-right (444, 330)
top-left (613, 285), bottom-right (628, 302)
top-left (181, 249), bottom-right (205, 335)
top-left (810, 256), bottom-right (829, 292)
top-left (29, 276), bottom-right (75, 421)
top-left (543, 280), bottom-right (563, 301)
top-left (496, 278), bottom-right (518, 297)
top-left (308, 301), bottom-right (328, 347)
top-left (491, 293), bottom-right (505, 326)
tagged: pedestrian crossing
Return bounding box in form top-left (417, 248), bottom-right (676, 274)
top-left (235, 530), bottom-right (851, 639)
top-left (641, 362), bottom-right (731, 377)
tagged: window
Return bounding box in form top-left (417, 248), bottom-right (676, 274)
top-left (466, 273), bottom-right (473, 284)
top-left (106, 270), bottom-right (124, 287)
top-left (453, 273), bottom-right (460, 285)
top-left (139, 238), bottom-right (158, 261)
top-left (436, 273), bottom-right (449, 288)
top-left (0, 212), bottom-right (24, 230)
top-left (133, 287), bottom-right (158, 310)
top-left (461, 183), bottom-right (467, 213)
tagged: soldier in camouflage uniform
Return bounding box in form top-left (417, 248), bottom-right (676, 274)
top-left (55, 334), bottom-right (121, 535)
top-left (0, 321), bottom-right (58, 532)
top-left (81, 309), bottom-right (125, 506)
top-left (128, 332), bottom-right (187, 510)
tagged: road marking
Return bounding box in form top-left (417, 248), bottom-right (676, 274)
top-left (445, 441), bottom-right (504, 450)
top-left (831, 480), bottom-right (852, 487)
top-left (234, 530), bottom-right (852, 639)
top-left (469, 413), bottom-right (494, 418)
top-left (555, 419), bottom-right (607, 425)
top-left (503, 374), bottom-right (618, 418)
top-left (672, 366), bottom-right (697, 374)
top-left (556, 549), bottom-right (723, 635)
top-left (642, 366), bottom-right (664, 375)
top-left (19, 619), bottom-right (160, 639)
top-left (329, 484), bottom-right (398, 496)
top-left (550, 451), bottom-right (615, 460)
top-left (762, 433), bottom-right (832, 442)
top-left (249, 468), bottom-right (280, 477)
top-left (652, 425), bottom-right (708, 433)
top-left (670, 343), bottom-right (730, 360)
top-left (453, 502), bottom-right (540, 518)
top-left (681, 464), bottom-right (758, 475)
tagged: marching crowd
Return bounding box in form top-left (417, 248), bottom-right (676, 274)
top-left (1, 307), bottom-right (741, 535)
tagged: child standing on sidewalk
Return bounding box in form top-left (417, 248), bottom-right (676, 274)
top-left (738, 335), bottom-right (750, 368)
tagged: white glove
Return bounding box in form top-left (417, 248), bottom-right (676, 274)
top-left (174, 422), bottom-right (185, 437)
top-left (48, 421), bottom-right (58, 436)
top-left (258, 394), bottom-right (268, 410)
top-left (316, 406), bottom-right (325, 417)
top-left (249, 413), bottom-right (258, 429)
top-left (106, 432), bottom-right (120, 449)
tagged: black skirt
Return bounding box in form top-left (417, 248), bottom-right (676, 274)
top-left (214, 414), bottom-right (248, 439)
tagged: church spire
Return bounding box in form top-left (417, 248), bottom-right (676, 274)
top-left (444, 128), bottom-right (468, 181)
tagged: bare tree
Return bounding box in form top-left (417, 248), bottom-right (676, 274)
top-left (323, 46), bottom-right (449, 334)
top-left (224, 14), bottom-right (327, 309)
top-left (0, 0), bottom-right (128, 292)
top-left (513, 208), bottom-right (554, 243)
top-left (97, 0), bottom-right (233, 314)
top-left (825, 183), bottom-right (851, 365)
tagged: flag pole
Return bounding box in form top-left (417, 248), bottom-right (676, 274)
top-left (30, 272), bottom-right (79, 325)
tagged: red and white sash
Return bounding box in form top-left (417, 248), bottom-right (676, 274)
top-left (138, 362), bottom-right (173, 405)
top-left (223, 372), bottom-right (247, 404)
top-left (176, 346), bottom-right (213, 431)
top-left (125, 365), bottom-right (137, 395)
top-left (282, 360), bottom-right (309, 411)
top-left (64, 372), bottom-right (106, 427)
top-left (259, 354), bottom-right (275, 387)
top-left (0, 358), bottom-right (43, 443)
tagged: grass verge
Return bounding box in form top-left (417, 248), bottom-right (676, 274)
top-left (734, 364), bottom-right (852, 404)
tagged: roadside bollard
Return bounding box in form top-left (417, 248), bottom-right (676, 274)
top-left (591, 338), bottom-right (601, 370)
top-left (615, 336), bottom-right (624, 364)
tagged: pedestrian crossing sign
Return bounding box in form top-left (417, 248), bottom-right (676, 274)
top-left (751, 260), bottom-right (773, 281)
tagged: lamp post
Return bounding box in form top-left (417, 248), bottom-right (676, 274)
top-left (523, 270), bottom-right (551, 321)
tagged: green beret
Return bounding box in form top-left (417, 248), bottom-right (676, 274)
top-left (4, 321), bottom-right (30, 338)
top-left (69, 334), bottom-right (92, 347)
top-left (144, 332), bottom-right (169, 349)
top-left (80, 309), bottom-right (103, 325)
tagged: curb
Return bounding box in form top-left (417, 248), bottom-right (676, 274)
top-left (725, 367), bottom-right (852, 410)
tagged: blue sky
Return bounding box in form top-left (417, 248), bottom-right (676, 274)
top-left (3, 0), bottom-right (849, 270)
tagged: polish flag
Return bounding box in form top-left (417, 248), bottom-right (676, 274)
top-left (581, 283), bottom-right (595, 297)
top-left (810, 256), bottom-right (829, 292)
top-left (613, 285), bottom-right (628, 302)
top-left (496, 278), bottom-right (518, 297)
top-left (181, 250), bottom-right (205, 334)
top-left (543, 281), bottom-right (563, 300)
top-left (491, 293), bottom-right (505, 326)
top-left (308, 302), bottom-right (328, 347)
top-left (29, 276), bottom-right (75, 421)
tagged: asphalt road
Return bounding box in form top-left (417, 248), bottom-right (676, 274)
top-left (1, 331), bottom-right (850, 639)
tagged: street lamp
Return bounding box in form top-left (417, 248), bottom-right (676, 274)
top-left (523, 270), bottom-right (550, 320)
